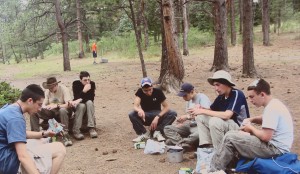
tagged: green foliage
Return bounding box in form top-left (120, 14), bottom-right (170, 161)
top-left (189, 2), bottom-right (214, 32)
top-left (0, 81), bottom-right (21, 107)
top-left (186, 28), bottom-right (215, 48)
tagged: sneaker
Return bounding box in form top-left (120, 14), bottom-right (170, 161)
top-left (89, 128), bottom-right (98, 138)
top-left (63, 132), bottom-right (73, 147)
top-left (93, 61), bottom-right (97, 65)
top-left (153, 131), bottom-right (165, 142)
top-left (132, 130), bottom-right (150, 142)
top-left (165, 139), bottom-right (175, 145)
top-left (73, 133), bottom-right (84, 140)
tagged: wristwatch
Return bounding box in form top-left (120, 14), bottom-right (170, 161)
top-left (157, 114), bottom-right (162, 118)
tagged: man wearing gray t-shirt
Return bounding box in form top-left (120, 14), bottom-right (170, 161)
top-left (209, 79), bottom-right (294, 172)
top-left (164, 83), bottom-right (211, 150)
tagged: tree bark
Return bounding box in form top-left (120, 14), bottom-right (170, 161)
top-left (54, 0), bottom-right (71, 71)
top-left (82, 10), bottom-right (90, 53)
top-left (129, 0), bottom-right (147, 77)
top-left (76, 0), bottom-right (84, 58)
top-left (262, 0), bottom-right (270, 46)
top-left (239, 0), bottom-right (243, 35)
top-left (277, 7), bottom-right (281, 35)
top-left (210, 0), bottom-right (229, 72)
top-left (141, 0), bottom-right (149, 50)
top-left (242, 0), bottom-right (256, 77)
top-left (230, 0), bottom-right (236, 46)
top-left (182, 0), bottom-right (189, 55)
top-left (158, 1), bottom-right (169, 84)
top-left (161, 0), bottom-right (185, 93)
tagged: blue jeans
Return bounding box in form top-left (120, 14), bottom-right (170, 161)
top-left (128, 110), bottom-right (177, 135)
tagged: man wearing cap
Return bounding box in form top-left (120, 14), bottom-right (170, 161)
top-left (71, 71), bottom-right (98, 140)
top-left (129, 77), bottom-right (177, 142)
top-left (189, 70), bottom-right (250, 149)
top-left (30, 77), bottom-right (74, 146)
top-left (164, 83), bottom-right (211, 150)
top-left (209, 79), bottom-right (294, 172)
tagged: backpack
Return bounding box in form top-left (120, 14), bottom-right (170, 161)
top-left (235, 153), bottom-right (300, 174)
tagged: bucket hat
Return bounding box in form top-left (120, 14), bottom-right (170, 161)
top-left (207, 70), bottom-right (235, 86)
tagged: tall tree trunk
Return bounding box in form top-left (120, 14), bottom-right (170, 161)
top-left (277, 7), bottom-right (281, 35)
top-left (37, 43), bottom-right (44, 59)
top-left (262, 0), bottom-right (270, 46)
top-left (141, 0), bottom-right (149, 50)
top-left (230, 0), bottom-right (236, 46)
top-left (242, 0), bottom-right (256, 77)
top-left (129, 0), bottom-right (147, 77)
top-left (182, 0), bottom-right (189, 56)
top-left (239, 0), bottom-right (243, 35)
top-left (82, 10), bottom-right (90, 53)
top-left (210, 0), bottom-right (229, 72)
top-left (54, 0), bottom-right (71, 71)
top-left (76, 0), bottom-right (84, 58)
top-left (136, 0), bottom-right (143, 47)
top-left (1, 42), bottom-right (5, 64)
top-left (158, 0), bottom-right (169, 84)
top-left (161, 0), bottom-right (185, 93)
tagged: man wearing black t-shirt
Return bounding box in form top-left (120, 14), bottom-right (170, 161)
top-left (129, 77), bottom-right (177, 142)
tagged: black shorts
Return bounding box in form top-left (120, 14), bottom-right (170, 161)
top-left (92, 51), bottom-right (97, 58)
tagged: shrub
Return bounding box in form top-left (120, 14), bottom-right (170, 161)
top-left (0, 82), bottom-right (21, 108)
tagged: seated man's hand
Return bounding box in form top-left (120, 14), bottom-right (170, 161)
top-left (240, 124), bottom-right (254, 134)
top-left (44, 130), bottom-right (56, 137)
top-left (188, 107), bottom-right (204, 116)
top-left (176, 115), bottom-right (188, 123)
top-left (83, 84), bottom-right (91, 93)
top-left (43, 104), bottom-right (57, 110)
top-left (241, 118), bottom-right (251, 126)
top-left (137, 109), bottom-right (145, 122)
top-left (150, 117), bottom-right (159, 131)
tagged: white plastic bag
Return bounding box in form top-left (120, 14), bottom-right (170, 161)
top-left (144, 139), bottom-right (166, 154)
top-left (195, 147), bottom-right (215, 173)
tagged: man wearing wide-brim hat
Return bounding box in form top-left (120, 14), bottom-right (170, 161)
top-left (30, 77), bottom-right (74, 146)
top-left (188, 70), bottom-right (250, 150)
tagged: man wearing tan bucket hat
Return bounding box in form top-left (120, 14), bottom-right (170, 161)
top-left (30, 77), bottom-right (74, 146)
top-left (188, 70), bottom-right (250, 149)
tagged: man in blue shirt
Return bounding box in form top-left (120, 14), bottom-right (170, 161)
top-left (0, 84), bottom-right (66, 174)
top-left (189, 70), bottom-right (250, 149)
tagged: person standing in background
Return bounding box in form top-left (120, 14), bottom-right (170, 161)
top-left (91, 41), bottom-right (97, 64)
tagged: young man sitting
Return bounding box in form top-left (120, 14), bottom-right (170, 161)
top-left (129, 77), bottom-right (177, 142)
top-left (209, 79), bottom-right (294, 172)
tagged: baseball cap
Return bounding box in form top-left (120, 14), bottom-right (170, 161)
top-left (177, 83), bottom-right (194, 97)
top-left (141, 77), bottom-right (152, 87)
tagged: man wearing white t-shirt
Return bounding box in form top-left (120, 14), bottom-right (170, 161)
top-left (209, 79), bottom-right (294, 172)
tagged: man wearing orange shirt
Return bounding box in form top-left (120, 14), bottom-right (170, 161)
top-left (91, 42), bottom-right (97, 64)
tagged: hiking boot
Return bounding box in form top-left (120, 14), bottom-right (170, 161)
top-left (153, 131), bottom-right (165, 142)
top-left (132, 130), bottom-right (150, 142)
top-left (89, 128), bottom-right (98, 138)
top-left (63, 132), bottom-right (73, 147)
top-left (73, 133), bottom-right (84, 140)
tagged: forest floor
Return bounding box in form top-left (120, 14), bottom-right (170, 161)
top-left (1, 32), bottom-right (300, 174)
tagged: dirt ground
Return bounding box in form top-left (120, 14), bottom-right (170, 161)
top-left (1, 33), bottom-right (300, 174)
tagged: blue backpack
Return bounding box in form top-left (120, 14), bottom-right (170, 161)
top-left (235, 153), bottom-right (300, 174)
